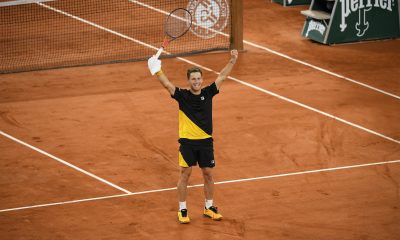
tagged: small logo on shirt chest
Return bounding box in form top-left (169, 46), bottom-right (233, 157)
top-left (201, 96), bottom-right (205, 100)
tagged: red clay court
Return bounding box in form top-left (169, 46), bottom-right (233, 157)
top-left (1, 0), bottom-right (399, 239)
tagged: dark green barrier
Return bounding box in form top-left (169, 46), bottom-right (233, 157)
top-left (301, 0), bottom-right (400, 44)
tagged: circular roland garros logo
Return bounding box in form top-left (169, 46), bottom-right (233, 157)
top-left (187, 0), bottom-right (229, 39)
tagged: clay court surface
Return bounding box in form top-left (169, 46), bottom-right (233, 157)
top-left (1, 1), bottom-right (400, 239)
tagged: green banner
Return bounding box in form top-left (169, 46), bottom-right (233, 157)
top-left (328, 0), bottom-right (399, 43)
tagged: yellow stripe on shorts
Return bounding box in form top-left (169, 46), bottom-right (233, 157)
top-left (179, 151), bottom-right (189, 168)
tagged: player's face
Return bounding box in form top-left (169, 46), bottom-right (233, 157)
top-left (188, 72), bottom-right (203, 93)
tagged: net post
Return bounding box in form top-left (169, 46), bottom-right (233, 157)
top-left (230, 0), bottom-right (243, 50)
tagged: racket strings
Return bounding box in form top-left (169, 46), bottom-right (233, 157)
top-left (165, 8), bottom-right (191, 39)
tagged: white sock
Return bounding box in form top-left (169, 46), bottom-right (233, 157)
top-left (205, 199), bottom-right (213, 209)
top-left (179, 201), bottom-right (187, 211)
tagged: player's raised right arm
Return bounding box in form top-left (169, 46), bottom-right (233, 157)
top-left (148, 56), bottom-right (176, 95)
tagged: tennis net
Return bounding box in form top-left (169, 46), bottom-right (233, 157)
top-left (0, 0), bottom-right (233, 73)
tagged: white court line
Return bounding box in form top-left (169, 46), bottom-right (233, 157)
top-left (0, 130), bottom-right (132, 194)
top-left (0, 0), bottom-right (54, 7)
top-left (36, 2), bottom-right (400, 145)
top-left (127, 0), bottom-right (400, 100)
top-left (241, 40), bottom-right (400, 100)
top-left (128, 0), bottom-right (172, 17)
top-left (36, 2), bottom-right (174, 57)
top-left (228, 76), bottom-right (400, 144)
top-left (36, 2), bottom-right (156, 52)
top-left (1, 159), bottom-right (399, 213)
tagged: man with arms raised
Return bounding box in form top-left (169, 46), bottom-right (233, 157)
top-left (148, 50), bottom-right (238, 223)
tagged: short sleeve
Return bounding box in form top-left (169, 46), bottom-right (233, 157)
top-left (204, 82), bottom-right (219, 98)
top-left (171, 87), bottom-right (182, 102)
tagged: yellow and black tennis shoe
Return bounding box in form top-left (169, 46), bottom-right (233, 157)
top-left (203, 206), bottom-right (223, 221)
top-left (178, 209), bottom-right (190, 224)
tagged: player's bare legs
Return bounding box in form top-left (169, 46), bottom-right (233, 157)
top-left (177, 167), bottom-right (192, 202)
top-left (201, 167), bottom-right (214, 200)
top-left (202, 166), bottom-right (222, 220)
top-left (177, 167), bottom-right (192, 223)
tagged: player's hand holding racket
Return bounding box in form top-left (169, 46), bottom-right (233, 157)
top-left (148, 8), bottom-right (192, 75)
top-left (148, 56), bottom-right (161, 75)
top-left (230, 49), bottom-right (238, 64)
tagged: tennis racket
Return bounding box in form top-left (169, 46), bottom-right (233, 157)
top-left (155, 8), bottom-right (192, 59)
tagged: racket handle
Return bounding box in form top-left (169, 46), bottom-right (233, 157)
top-left (155, 47), bottom-right (163, 59)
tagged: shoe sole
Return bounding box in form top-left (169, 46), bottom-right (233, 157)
top-left (203, 214), bottom-right (222, 221)
top-left (178, 217), bottom-right (190, 224)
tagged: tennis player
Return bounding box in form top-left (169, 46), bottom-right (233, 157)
top-left (148, 50), bottom-right (238, 224)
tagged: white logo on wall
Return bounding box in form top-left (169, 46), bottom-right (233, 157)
top-left (340, 0), bottom-right (395, 37)
top-left (187, 0), bottom-right (229, 39)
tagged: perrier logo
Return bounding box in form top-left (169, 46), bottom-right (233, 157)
top-left (340, 0), bottom-right (395, 37)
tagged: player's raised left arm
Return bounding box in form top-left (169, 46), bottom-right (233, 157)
top-left (215, 49), bottom-right (238, 90)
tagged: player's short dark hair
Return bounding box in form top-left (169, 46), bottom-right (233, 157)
top-left (187, 67), bottom-right (202, 80)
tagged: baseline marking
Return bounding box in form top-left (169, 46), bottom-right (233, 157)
top-left (35, 2), bottom-right (400, 145)
top-left (128, 0), bottom-right (400, 100)
top-left (0, 130), bottom-right (132, 194)
top-left (1, 159), bottom-right (399, 213)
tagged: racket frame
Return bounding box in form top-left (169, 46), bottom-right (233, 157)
top-left (155, 8), bottom-right (192, 59)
